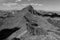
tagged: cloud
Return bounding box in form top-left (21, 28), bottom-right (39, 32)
top-left (15, 0), bottom-right (22, 2)
top-left (30, 3), bottom-right (43, 6)
top-left (21, 3), bottom-right (43, 7)
top-left (2, 3), bottom-right (18, 7)
top-left (28, 0), bottom-right (30, 1)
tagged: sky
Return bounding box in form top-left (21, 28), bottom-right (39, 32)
top-left (0, 0), bottom-right (60, 11)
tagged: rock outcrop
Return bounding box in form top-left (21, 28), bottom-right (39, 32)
top-left (0, 5), bottom-right (60, 40)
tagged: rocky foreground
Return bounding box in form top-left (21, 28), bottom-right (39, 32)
top-left (0, 5), bottom-right (60, 40)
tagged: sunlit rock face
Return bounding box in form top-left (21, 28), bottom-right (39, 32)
top-left (0, 5), bottom-right (34, 29)
top-left (0, 5), bottom-right (60, 40)
top-left (0, 5), bottom-right (41, 40)
top-left (47, 18), bottom-right (60, 30)
top-left (0, 5), bottom-right (32, 40)
top-left (20, 5), bottom-right (60, 40)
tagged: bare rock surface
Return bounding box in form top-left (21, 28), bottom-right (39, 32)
top-left (0, 5), bottom-right (60, 40)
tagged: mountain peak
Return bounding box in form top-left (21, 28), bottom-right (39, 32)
top-left (26, 5), bottom-right (33, 10)
top-left (22, 5), bottom-right (34, 13)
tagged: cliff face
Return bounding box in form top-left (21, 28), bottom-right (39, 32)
top-left (0, 5), bottom-right (60, 40)
top-left (19, 5), bottom-right (60, 40)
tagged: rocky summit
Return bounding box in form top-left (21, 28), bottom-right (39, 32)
top-left (0, 5), bottom-right (60, 40)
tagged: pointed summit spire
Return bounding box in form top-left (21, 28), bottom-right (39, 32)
top-left (26, 5), bottom-right (34, 10)
top-left (22, 5), bottom-right (34, 13)
top-left (27, 5), bottom-right (34, 13)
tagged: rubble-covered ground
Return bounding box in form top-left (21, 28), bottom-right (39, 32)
top-left (0, 5), bottom-right (60, 40)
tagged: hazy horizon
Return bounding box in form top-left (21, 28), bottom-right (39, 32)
top-left (0, 0), bottom-right (60, 11)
